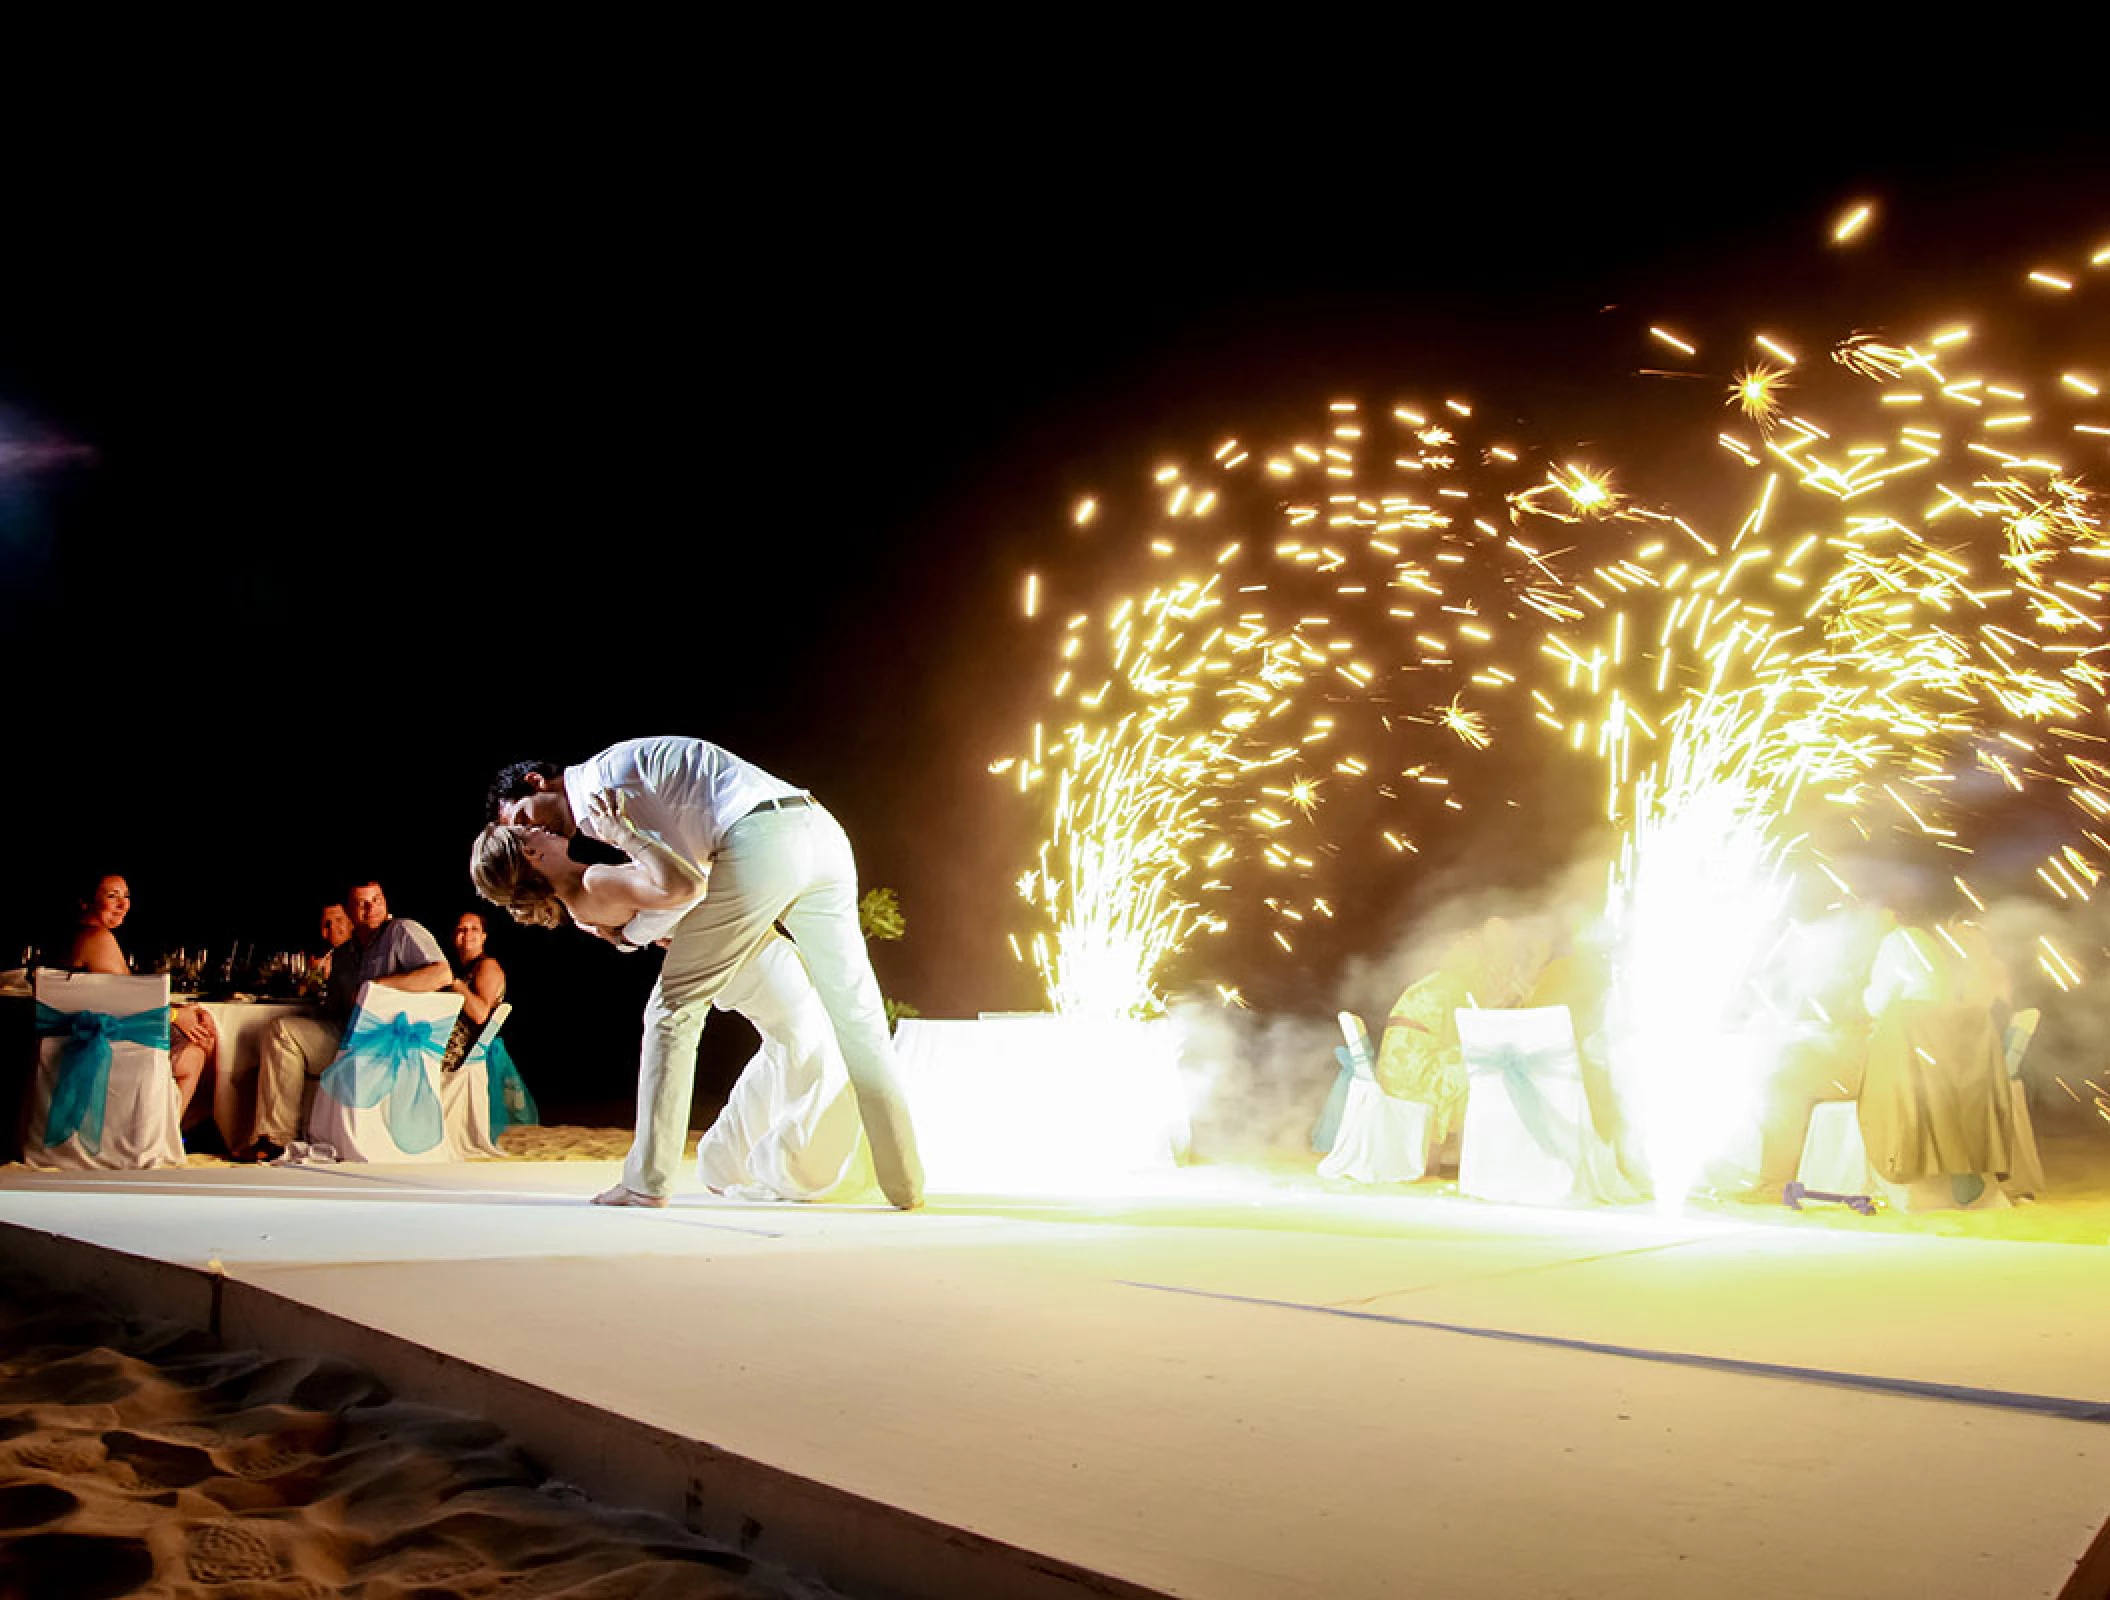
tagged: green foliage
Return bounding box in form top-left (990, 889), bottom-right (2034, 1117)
top-left (860, 887), bottom-right (914, 1029)
top-left (858, 887), bottom-right (907, 942)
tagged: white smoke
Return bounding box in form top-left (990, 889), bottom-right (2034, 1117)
top-left (1171, 844), bottom-right (1616, 1162)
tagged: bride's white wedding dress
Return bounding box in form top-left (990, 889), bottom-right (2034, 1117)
top-left (695, 932), bottom-right (876, 1202)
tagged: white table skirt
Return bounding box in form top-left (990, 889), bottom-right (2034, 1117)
top-left (189, 998), bottom-right (322, 1150)
top-left (893, 1015), bottom-right (1191, 1192)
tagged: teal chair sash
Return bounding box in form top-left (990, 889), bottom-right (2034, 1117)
top-left (1466, 1041), bottom-right (1577, 1162)
top-left (320, 1011), bottom-right (447, 1155)
top-left (33, 1001), bottom-right (172, 1154)
top-left (482, 1036), bottom-right (539, 1138)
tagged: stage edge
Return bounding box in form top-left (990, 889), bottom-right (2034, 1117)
top-left (0, 1220), bottom-right (1169, 1600)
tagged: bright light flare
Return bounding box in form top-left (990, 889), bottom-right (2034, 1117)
top-left (1730, 363), bottom-right (1792, 430)
top-left (1605, 724), bottom-right (1794, 1214)
top-left (904, 1015), bottom-right (1192, 1194)
top-left (1832, 202), bottom-right (1876, 243)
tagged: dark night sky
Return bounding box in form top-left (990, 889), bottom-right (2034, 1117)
top-left (1, 79), bottom-right (2101, 1115)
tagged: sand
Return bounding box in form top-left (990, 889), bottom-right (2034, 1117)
top-left (0, 1266), bottom-right (844, 1600)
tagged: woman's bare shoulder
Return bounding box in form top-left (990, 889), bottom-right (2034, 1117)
top-left (67, 926), bottom-right (129, 976)
top-left (569, 866), bottom-right (647, 927)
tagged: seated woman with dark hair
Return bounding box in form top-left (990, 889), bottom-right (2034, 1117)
top-left (442, 909), bottom-right (538, 1133)
top-left (64, 873), bottom-right (219, 1127)
top-left (440, 910), bottom-right (507, 1070)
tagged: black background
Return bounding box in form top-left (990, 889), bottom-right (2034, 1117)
top-left (2, 61), bottom-right (2101, 1122)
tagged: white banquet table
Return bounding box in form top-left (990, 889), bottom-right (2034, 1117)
top-left (187, 996), bottom-right (322, 1152)
top-left (892, 1014), bottom-right (1191, 1192)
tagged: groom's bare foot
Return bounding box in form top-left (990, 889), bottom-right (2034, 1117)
top-left (591, 1182), bottom-right (668, 1208)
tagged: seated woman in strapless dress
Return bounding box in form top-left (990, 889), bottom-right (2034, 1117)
top-left (439, 910), bottom-right (507, 1071)
top-left (63, 873), bottom-right (218, 1128)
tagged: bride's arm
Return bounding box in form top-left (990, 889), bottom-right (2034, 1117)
top-left (566, 908), bottom-right (637, 947)
top-left (578, 790), bottom-right (708, 913)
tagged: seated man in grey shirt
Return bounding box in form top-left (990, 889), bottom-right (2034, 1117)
top-left (243, 878), bottom-right (451, 1160)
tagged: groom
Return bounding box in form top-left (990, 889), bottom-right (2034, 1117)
top-left (487, 736), bottom-right (925, 1210)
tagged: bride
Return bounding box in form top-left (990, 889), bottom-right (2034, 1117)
top-left (469, 798), bottom-right (873, 1202)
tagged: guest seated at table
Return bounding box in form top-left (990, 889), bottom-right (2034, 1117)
top-left (441, 911), bottom-right (507, 1071)
top-left (63, 873), bottom-right (218, 1126)
top-left (1946, 921), bottom-right (2014, 1033)
top-left (1751, 903), bottom-right (1892, 1181)
top-left (1374, 915), bottom-right (1549, 1148)
top-left (307, 900), bottom-right (363, 1016)
top-left (1857, 900), bottom-right (2016, 1190)
top-left (243, 877), bottom-right (450, 1162)
top-left (313, 902), bottom-right (353, 987)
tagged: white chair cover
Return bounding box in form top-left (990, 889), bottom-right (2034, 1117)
top-left (1318, 1010), bottom-right (1431, 1183)
top-left (1794, 1102), bottom-right (1878, 1199)
top-left (1457, 1006), bottom-right (1630, 1206)
top-left (308, 984), bottom-right (463, 1163)
top-left (24, 971), bottom-right (184, 1170)
top-left (440, 1002), bottom-right (511, 1159)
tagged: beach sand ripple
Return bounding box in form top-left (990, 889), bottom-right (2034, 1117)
top-left (0, 1272), bottom-right (846, 1599)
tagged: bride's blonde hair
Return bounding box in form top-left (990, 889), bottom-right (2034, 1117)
top-left (469, 826), bottom-right (566, 930)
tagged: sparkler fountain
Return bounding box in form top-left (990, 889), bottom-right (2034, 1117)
top-left (999, 399), bottom-right (1659, 1023)
top-left (992, 206), bottom-right (2108, 1203)
top-left (1559, 211), bottom-right (2110, 1202)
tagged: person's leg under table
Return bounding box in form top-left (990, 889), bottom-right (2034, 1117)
top-left (250, 1015), bottom-right (341, 1153)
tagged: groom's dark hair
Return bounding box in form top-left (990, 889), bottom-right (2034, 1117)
top-left (485, 759), bottom-right (564, 823)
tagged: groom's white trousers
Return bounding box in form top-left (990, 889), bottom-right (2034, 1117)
top-left (620, 803), bottom-right (924, 1208)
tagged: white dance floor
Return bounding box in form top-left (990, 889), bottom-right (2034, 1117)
top-left (2, 1160), bottom-right (2108, 1599)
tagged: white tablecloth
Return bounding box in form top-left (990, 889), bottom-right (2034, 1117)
top-left (189, 998), bottom-right (322, 1151)
top-left (893, 1015), bottom-right (1191, 1192)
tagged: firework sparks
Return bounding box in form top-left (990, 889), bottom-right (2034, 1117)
top-left (1730, 363), bottom-right (1792, 432)
top-left (1001, 394), bottom-right (1665, 1015)
top-left (1002, 197), bottom-right (2108, 1223)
